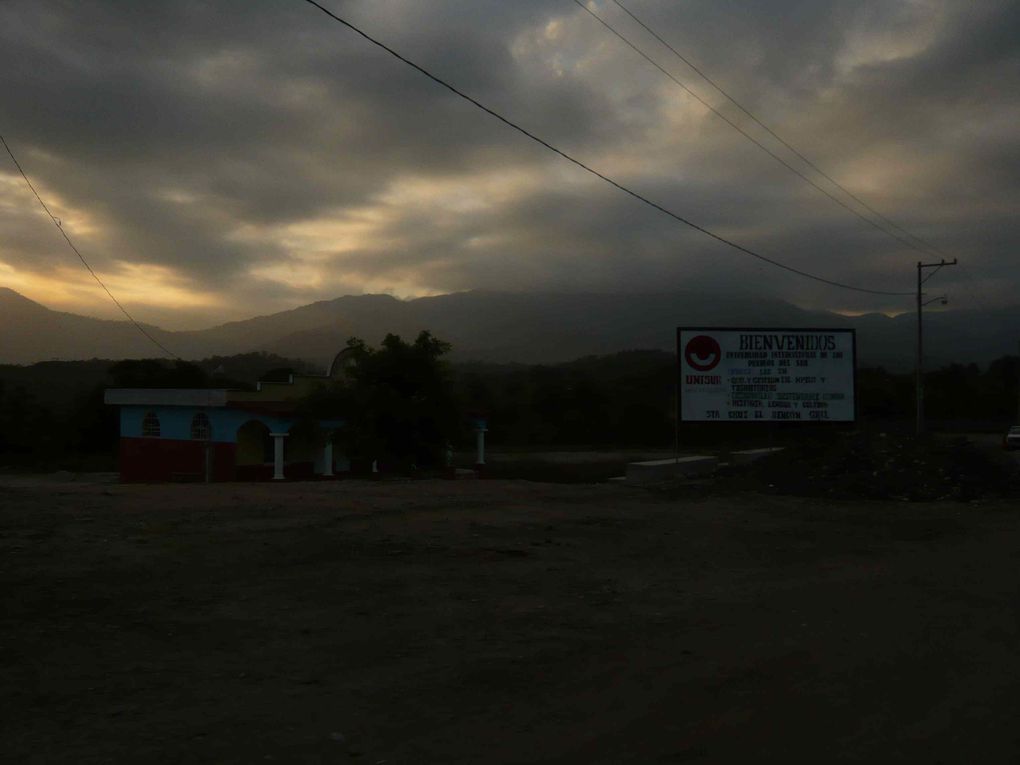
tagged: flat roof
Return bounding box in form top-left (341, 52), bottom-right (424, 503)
top-left (104, 388), bottom-right (231, 407)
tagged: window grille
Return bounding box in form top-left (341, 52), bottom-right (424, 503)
top-left (142, 412), bottom-right (160, 437)
top-left (191, 412), bottom-right (212, 440)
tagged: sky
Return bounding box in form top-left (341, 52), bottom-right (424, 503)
top-left (1, 0), bottom-right (1018, 330)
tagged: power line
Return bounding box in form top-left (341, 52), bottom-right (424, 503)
top-left (574, 0), bottom-right (938, 259)
top-left (299, 0), bottom-right (911, 297)
top-left (605, 0), bottom-right (949, 260)
top-left (595, 2), bottom-right (987, 344)
top-left (0, 133), bottom-right (180, 359)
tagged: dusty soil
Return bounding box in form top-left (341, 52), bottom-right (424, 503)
top-left (3, 477), bottom-right (1020, 763)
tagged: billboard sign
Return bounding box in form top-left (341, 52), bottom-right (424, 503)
top-left (677, 327), bottom-right (856, 422)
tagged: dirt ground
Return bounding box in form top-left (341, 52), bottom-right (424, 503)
top-left (3, 476), bottom-right (1020, 763)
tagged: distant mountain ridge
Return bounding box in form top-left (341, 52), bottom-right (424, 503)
top-left (2, 286), bottom-right (1017, 370)
top-left (0, 287), bottom-right (179, 363)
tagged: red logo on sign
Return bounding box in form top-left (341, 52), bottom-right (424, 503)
top-left (685, 335), bottom-right (721, 372)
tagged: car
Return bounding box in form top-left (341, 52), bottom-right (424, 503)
top-left (1004, 426), bottom-right (1020, 450)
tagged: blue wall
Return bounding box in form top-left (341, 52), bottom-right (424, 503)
top-left (119, 406), bottom-right (342, 443)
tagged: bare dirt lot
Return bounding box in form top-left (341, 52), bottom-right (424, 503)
top-left (3, 477), bottom-right (1020, 763)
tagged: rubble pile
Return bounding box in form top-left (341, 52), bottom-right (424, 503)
top-left (741, 433), bottom-right (1018, 501)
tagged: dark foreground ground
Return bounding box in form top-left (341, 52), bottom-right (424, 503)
top-left (2, 477), bottom-right (1019, 763)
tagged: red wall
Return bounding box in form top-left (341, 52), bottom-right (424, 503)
top-left (119, 438), bottom-right (236, 483)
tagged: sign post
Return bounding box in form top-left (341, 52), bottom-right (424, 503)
top-left (677, 328), bottom-right (856, 424)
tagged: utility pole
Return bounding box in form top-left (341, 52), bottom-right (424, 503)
top-left (916, 258), bottom-right (957, 435)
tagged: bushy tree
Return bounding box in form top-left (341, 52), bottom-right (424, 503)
top-left (301, 331), bottom-right (460, 471)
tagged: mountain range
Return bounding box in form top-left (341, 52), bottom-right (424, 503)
top-left (2, 286), bottom-right (1017, 371)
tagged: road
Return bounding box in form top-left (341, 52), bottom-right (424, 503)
top-left (3, 478), bottom-right (1020, 763)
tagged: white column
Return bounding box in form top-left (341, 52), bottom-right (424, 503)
top-left (270, 432), bottom-right (288, 480)
top-left (322, 440), bottom-right (334, 477)
top-left (475, 426), bottom-right (487, 466)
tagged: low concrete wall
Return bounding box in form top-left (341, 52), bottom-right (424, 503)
top-left (732, 447), bottom-right (785, 465)
top-left (626, 456), bottom-right (719, 484)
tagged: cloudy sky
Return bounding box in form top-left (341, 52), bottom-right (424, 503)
top-left (1, 0), bottom-right (1017, 329)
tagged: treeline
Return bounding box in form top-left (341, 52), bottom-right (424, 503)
top-left (859, 359), bottom-right (1020, 423)
top-left (455, 352), bottom-right (1020, 447)
top-left (452, 351), bottom-right (676, 447)
top-left (1, 346), bottom-right (1019, 470)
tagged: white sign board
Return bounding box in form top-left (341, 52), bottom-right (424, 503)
top-left (677, 327), bottom-right (856, 422)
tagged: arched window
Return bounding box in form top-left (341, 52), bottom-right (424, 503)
top-left (190, 412), bottom-right (212, 440)
top-left (142, 411), bottom-right (160, 437)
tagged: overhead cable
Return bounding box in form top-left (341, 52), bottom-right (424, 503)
top-left (0, 133), bottom-right (180, 359)
top-left (609, 0), bottom-right (950, 259)
top-left (574, 0), bottom-right (939, 259)
top-left (299, 0), bottom-right (912, 297)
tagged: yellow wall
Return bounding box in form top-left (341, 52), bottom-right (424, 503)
top-left (236, 420), bottom-right (270, 466)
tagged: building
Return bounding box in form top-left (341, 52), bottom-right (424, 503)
top-left (104, 371), bottom-right (344, 483)
top-left (105, 346), bottom-right (491, 483)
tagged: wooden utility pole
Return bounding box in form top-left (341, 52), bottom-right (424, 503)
top-left (916, 258), bottom-right (957, 435)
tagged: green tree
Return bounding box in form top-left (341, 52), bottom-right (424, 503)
top-left (301, 331), bottom-right (460, 471)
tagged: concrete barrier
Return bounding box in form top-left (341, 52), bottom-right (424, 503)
top-left (731, 447), bottom-right (785, 465)
top-left (625, 456), bottom-right (719, 484)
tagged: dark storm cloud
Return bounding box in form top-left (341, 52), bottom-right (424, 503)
top-left (1, 0), bottom-right (1018, 324)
